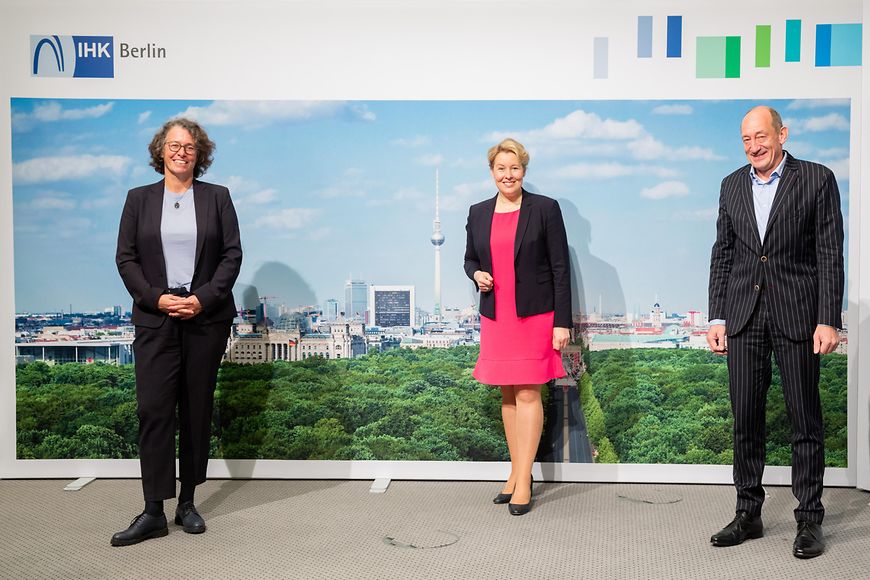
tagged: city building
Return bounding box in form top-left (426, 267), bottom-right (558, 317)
top-left (345, 279), bottom-right (368, 323)
top-left (369, 285), bottom-right (415, 328)
top-left (430, 169), bottom-right (445, 321)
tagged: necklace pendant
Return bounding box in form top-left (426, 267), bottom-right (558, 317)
top-left (174, 201), bottom-right (180, 209)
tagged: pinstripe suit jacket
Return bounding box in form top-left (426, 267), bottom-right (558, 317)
top-left (708, 153), bottom-right (844, 341)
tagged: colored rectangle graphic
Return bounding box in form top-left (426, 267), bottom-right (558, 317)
top-left (593, 37), bottom-right (608, 79)
top-left (696, 36), bottom-right (741, 78)
top-left (756, 25), bottom-right (771, 67)
top-left (816, 23), bottom-right (862, 67)
top-left (637, 16), bottom-right (652, 58)
top-left (785, 19), bottom-right (801, 62)
top-left (667, 16), bottom-right (682, 57)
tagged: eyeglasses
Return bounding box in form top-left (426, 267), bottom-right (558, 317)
top-left (165, 141), bottom-right (197, 155)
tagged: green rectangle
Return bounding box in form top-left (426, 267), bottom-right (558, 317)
top-left (756, 25), bottom-right (771, 67)
top-left (726, 36), bottom-right (741, 77)
top-left (696, 36), bottom-right (727, 78)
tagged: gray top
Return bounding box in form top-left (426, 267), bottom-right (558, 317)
top-left (161, 186), bottom-right (197, 290)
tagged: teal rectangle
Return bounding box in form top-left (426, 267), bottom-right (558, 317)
top-left (696, 36), bottom-right (726, 78)
top-left (830, 23), bottom-right (862, 66)
top-left (785, 19), bottom-right (801, 62)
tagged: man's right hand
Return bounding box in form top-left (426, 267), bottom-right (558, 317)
top-left (706, 324), bottom-right (727, 355)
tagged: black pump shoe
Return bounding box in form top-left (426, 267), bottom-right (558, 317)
top-left (507, 475), bottom-right (534, 516)
top-left (494, 475), bottom-right (534, 504)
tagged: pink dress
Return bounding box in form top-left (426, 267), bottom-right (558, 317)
top-left (473, 210), bottom-right (566, 385)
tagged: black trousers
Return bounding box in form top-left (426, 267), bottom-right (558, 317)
top-left (727, 297), bottom-right (825, 523)
top-left (133, 318), bottom-right (230, 501)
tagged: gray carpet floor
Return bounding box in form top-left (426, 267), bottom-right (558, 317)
top-left (1, 479), bottom-right (868, 579)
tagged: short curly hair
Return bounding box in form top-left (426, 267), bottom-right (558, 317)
top-left (148, 117), bottom-right (215, 178)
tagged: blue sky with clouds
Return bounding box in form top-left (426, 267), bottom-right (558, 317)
top-left (11, 98), bottom-right (850, 316)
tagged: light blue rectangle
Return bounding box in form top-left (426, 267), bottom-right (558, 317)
top-left (594, 37), bottom-right (608, 79)
top-left (830, 23), bottom-right (862, 66)
top-left (638, 16), bottom-right (653, 58)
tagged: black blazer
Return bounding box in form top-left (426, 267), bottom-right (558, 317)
top-left (464, 190), bottom-right (572, 328)
top-left (708, 153), bottom-right (844, 341)
top-left (116, 179), bottom-right (243, 328)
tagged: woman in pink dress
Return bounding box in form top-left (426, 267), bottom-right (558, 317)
top-left (464, 138), bottom-right (571, 516)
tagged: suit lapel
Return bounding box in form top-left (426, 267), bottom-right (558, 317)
top-left (193, 180), bottom-right (208, 271)
top-left (147, 180), bottom-right (168, 280)
top-left (514, 190), bottom-right (533, 262)
top-left (479, 194), bottom-right (497, 269)
top-left (765, 153), bottom-right (799, 239)
top-left (735, 168), bottom-right (762, 250)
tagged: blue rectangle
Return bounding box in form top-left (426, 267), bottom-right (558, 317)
top-left (830, 23), bottom-right (862, 66)
top-left (785, 19), bottom-right (801, 62)
top-left (667, 15), bottom-right (682, 58)
top-left (815, 24), bottom-right (832, 66)
top-left (637, 16), bottom-right (653, 58)
top-left (72, 35), bottom-right (114, 78)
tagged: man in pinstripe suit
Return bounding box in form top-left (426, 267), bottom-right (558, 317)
top-left (706, 106), bottom-right (844, 559)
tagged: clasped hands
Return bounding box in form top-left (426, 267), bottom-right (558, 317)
top-left (706, 323), bottom-right (840, 355)
top-left (158, 293), bottom-right (203, 320)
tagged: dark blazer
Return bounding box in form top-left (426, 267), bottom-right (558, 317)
top-left (464, 190), bottom-right (572, 328)
top-left (708, 153), bottom-right (844, 341)
top-left (116, 179), bottom-right (243, 328)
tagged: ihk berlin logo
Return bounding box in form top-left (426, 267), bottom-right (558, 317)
top-left (31, 35), bottom-right (114, 78)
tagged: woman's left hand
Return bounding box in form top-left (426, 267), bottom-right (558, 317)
top-left (552, 327), bottom-right (570, 351)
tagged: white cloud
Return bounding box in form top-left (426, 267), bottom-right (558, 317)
top-left (13, 102), bottom-right (114, 131)
top-left (137, 111), bottom-right (152, 124)
top-left (351, 104), bottom-right (376, 122)
top-left (640, 181), bottom-right (690, 200)
top-left (554, 162), bottom-right (678, 179)
top-left (308, 227), bottom-right (332, 241)
top-left (826, 158), bottom-right (849, 182)
top-left (365, 186), bottom-right (426, 207)
top-left (487, 109), bottom-right (644, 143)
top-left (176, 101), bottom-right (368, 128)
top-left (246, 188), bottom-right (278, 205)
top-left (652, 104), bottom-right (693, 115)
top-left (416, 154), bottom-right (444, 166)
top-left (13, 154), bottom-right (131, 184)
top-left (22, 191), bottom-right (76, 211)
top-left (627, 135), bottom-right (721, 161)
top-left (392, 135), bottom-right (430, 147)
top-left (786, 99), bottom-right (850, 110)
top-left (816, 147), bottom-right (849, 158)
top-left (254, 208), bottom-right (319, 229)
top-left (439, 179), bottom-right (493, 212)
top-left (786, 113), bottom-right (850, 134)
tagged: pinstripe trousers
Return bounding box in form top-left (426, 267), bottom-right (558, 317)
top-left (727, 296), bottom-right (825, 523)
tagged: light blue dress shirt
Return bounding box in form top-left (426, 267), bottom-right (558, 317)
top-left (709, 154), bottom-right (787, 328)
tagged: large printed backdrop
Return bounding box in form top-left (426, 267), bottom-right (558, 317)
top-left (12, 98), bottom-right (849, 465)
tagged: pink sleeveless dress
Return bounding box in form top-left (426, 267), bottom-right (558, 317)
top-left (473, 209), bottom-right (566, 385)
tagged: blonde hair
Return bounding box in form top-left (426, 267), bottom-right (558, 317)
top-left (487, 138), bottom-right (529, 170)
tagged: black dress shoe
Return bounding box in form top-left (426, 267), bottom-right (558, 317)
top-left (710, 511), bottom-right (763, 546)
top-left (110, 512), bottom-right (168, 546)
top-left (175, 501), bottom-right (206, 533)
top-left (493, 475), bottom-right (534, 504)
top-left (793, 521), bottom-right (824, 559)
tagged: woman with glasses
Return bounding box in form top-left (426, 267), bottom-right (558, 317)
top-left (112, 118), bottom-right (242, 546)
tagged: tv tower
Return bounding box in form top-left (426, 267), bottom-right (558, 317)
top-left (430, 169), bottom-right (445, 321)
